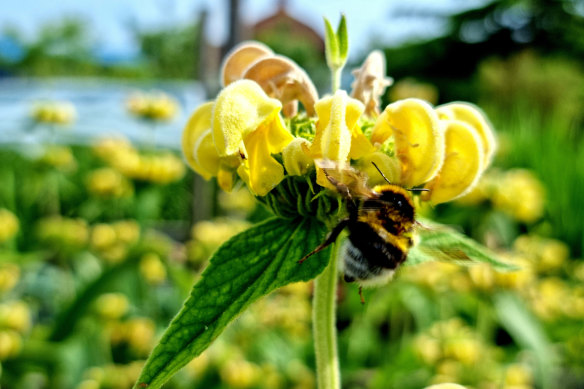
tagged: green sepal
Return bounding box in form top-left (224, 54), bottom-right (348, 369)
top-left (134, 217), bottom-right (330, 389)
top-left (406, 219), bottom-right (517, 271)
top-left (323, 14), bottom-right (349, 70)
top-left (323, 17), bottom-right (339, 69)
top-left (337, 14), bottom-right (349, 63)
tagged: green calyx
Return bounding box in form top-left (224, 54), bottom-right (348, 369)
top-left (257, 174), bottom-right (343, 225)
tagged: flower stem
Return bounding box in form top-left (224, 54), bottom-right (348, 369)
top-left (331, 67), bottom-right (342, 93)
top-left (312, 241), bottom-right (340, 389)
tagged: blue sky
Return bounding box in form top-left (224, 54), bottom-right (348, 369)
top-left (0, 0), bottom-right (485, 60)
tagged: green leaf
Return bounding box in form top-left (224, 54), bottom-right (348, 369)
top-left (323, 17), bottom-right (339, 68)
top-left (494, 292), bottom-right (554, 389)
top-left (406, 219), bottom-right (516, 271)
top-left (135, 217), bottom-right (330, 389)
top-left (337, 14), bottom-right (349, 63)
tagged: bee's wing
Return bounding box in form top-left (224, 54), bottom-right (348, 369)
top-left (315, 159), bottom-right (376, 199)
top-left (411, 220), bottom-right (479, 263)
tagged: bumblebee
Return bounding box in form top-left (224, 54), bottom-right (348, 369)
top-left (300, 160), bottom-right (426, 297)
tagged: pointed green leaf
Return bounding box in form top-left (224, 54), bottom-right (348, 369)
top-left (337, 14), bottom-right (349, 63)
top-left (134, 217), bottom-right (330, 389)
top-left (323, 17), bottom-right (339, 68)
top-left (494, 292), bottom-right (553, 389)
top-left (406, 219), bottom-right (516, 271)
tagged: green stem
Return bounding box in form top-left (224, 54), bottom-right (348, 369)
top-left (312, 241), bottom-right (340, 389)
top-left (331, 67), bottom-right (342, 93)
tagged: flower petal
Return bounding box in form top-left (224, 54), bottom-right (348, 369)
top-left (350, 50), bottom-right (393, 117)
top-left (311, 90), bottom-right (364, 162)
top-left (220, 41), bottom-right (273, 87)
top-left (212, 80), bottom-right (284, 157)
top-left (423, 120), bottom-right (485, 204)
top-left (239, 126), bottom-right (285, 196)
top-left (192, 129), bottom-right (220, 179)
top-left (372, 98), bottom-right (444, 187)
top-left (282, 137), bottom-right (314, 176)
top-left (182, 101), bottom-right (215, 177)
top-left (355, 152), bottom-right (401, 186)
top-left (436, 102), bottom-right (496, 166)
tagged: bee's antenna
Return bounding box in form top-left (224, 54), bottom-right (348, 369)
top-left (371, 162), bottom-right (391, 185)
top-left (407, 188), bottom-right (430, 192)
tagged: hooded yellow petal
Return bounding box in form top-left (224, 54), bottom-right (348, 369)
top-left (238, 125), bottom-right (285, 196)
top-left (423, 120), bottom-right (485, 204)
top-left (182, 101), bottom-right (215, 174)
top-left (282, 137), bottom-right (314, 176)
top-left (372, 98), bottom-right (444, 187)
top-left (311, 90), bottom-right (365, 161)
top-left (212, 80), bottom-right (284, 157)
top-left (436, 102), bottom-right (496, 166)
top-left (192, 129), bottom-right (220, 180)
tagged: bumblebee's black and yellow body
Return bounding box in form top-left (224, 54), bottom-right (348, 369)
top-left (299, 162), bottom-right (417, 287)
top-left (340, 184), bottom-right (415, 286)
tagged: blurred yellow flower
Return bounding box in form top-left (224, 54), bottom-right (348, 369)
top-left (220, 358), bottom-right (261, 388)
top-left (390, 78), bottom-right (439, 105)
top-left (93, 137), bottom-right (185, 184)
top-left (504, 363), bottom-right (533, 387)
top-left (0, 209), bottom-right (19, 243)
top-left (94, 293), bottom-right (130, 320)
top-left (0, 329), bottom-right (22, 361)
top-left (36, 216), bottom-right (89, 249)
top-left (86, 168), bottom-right (133, 198)
top-left (126, 91), bottom-right (179, 121)
top-left (0, 263), bottom-right (20, 294)
top-left (0, 300), bottom-right (31, 333)
top-left (492, 169), bottom-right (545, 223)
top-left (139, 252), bottom-right (167, 285)
top-left (38, 145), bottom-right (77, 172)
top-left (31, 100), bottom-right (76, 125)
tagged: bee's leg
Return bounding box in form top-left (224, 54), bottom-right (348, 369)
top-left (358, 286), bottom-right (365, 305)
top-left (323, 170), bottom-right (353, 201)
top-left (298, 218), bottom-right (349, 264)
top-left (322, 170), bottom-right (358, 213)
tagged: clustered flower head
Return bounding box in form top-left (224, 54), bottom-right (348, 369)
top-left (183, 41), bottom-right (497, 217)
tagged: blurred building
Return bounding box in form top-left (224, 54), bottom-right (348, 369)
top-left (200, 0), bottom-right (324, 90)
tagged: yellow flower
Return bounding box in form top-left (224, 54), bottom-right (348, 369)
top-left (0, 209), bottom-right (19, 243)
top-left (435, 102), bottom-right (496, 166)
top-left (94, 293), bottom-right (130, 320)
top-left (31, 101), bottom-right (76, 125)
top-left (126, 91), bottom-right (178, 121)
top-left (184, 80), bottom-right (294, 196)
top-left (182, 101), bottom-right (219, 180)
top-left (422, 120), bottom-right (485, 204)
top-left (370, 98), bottom-right (444, 187)
top-left (309, 90), bottom-right (368, 162)
top-left (213, 80), bottom-right (293, 195)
